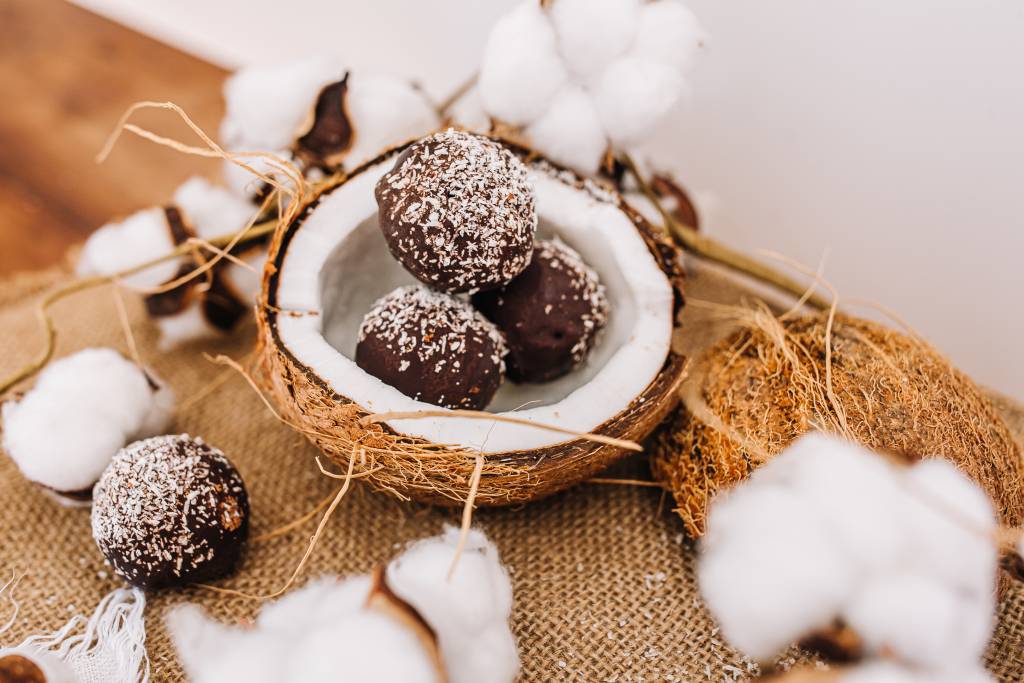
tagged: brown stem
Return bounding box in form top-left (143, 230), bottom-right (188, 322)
top-left (620, 153), bottom-right (830, 310)
top-left (0, 220), bottom-right (278, 397)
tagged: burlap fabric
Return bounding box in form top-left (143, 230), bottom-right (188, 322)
top-left (1, 259), bottom-right (1022, 682)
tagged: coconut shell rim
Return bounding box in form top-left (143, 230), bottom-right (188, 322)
top-left (258, 137), bottom-right (687, 505)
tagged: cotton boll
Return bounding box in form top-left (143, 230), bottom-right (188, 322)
top-left (256, 575), bottom-right (372, 637)
top-left (173, 177), bottom-right (256, 242)
top-left (840, 662), bottom-right (928, 683)
top-left (595, 56), bottom-right (685, 146)
top-left (898, 458), bottom-right (997, 594)
top-left (632, 0), bottom-right (706, 73)
top-left (388, 527), bottom-right (513, 635)
top-left (33, 348), bottom-right (154, 430)
top-left (155, 305), bottom-right (212, 351)
top-left (1, 349), bottom-right (174, 494)
top-left (153, 270), bottom-right (261, 349)
top-left (225, 249), bottom-right (266, 307)
top-left (843, 573), bottom-right (982, 668)
top-left (288, 611), bottom-right (439, 683)
top-left (173, 176), bottom-right (266, 304)
top-left (343, 75), bottom-right (440, 169)
top-left (525, 85), bottom-right (607, 174)
top-left (77, 207), bottom-right (181, 289)
top-left (479, 1), bottom-right (568, 126)
top-left (387, 527), bottom-right (517, 683)
top-left (752, 434), bottom-right (907, 574)
top-left (447, 85), bottom-right (491, 134)
top-left (841, 661), bottom-right (994, 683)
top-left (221, 57), bottom-right (344, 151)
top-left (0, 647), bottom-right (76, 683)
top-left (169, 575), bottom-right (441, 683)
top-left (446, 623), bottom-right (519, 683)
top-left (167, 604), bottom-right (290, 683)
top-left (699, 484), bottom-right (855, 661)
top-left (222, 150), bottom-right (296, 200)
top-left (138, 382), bottom-right (176, 438)
top-left (2, 401), bottom-right (125, 494)
top-left (549, 0), bottom-right (640, 79)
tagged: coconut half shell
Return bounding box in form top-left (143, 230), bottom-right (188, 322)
top-left (258, 140), bottom-right (686, 506)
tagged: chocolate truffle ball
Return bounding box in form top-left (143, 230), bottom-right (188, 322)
top-left (356, 285), bottom-right (508, 410)
top-left (374, 129), bottom-right (536, 293)
top-left (473, 239), bottom-right (609, 383)
top-left (91, 434), bottom-right (249, 590)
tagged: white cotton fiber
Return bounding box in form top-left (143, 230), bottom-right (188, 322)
top-left (154, 306), bottom-right (210, 351)
top-left (138, 177), bottom-right (267, 349)
top-left (387, 526), bottom-right (518, 683)
top-left (698, 432), bottom-right (1001, 671)
top-left (479, 1), bottom-right (568, 126)
top-left (594, 56), bottom-right (685, 146)
top-left (698, 483), bottom-right (854, 661)
top-left (344, 75), bottom-right (440, 169)
top-left (477, 0), bottom-right (702, 169)
top-left (525, 85), bottom-right (607, 174)
top-left (173, 176), bottom-right (256, 242)
top-left (1, 349), bottom-right (174, 494)
top-left (167, 528), bottom-right (518, 683)
top-left (167, 604), bottom-right (289, 683)
top-left (173, 176), bottom-right (265, 302)
top-left (753, 433), bottom-right (907, 574)
top-left (549, 0), bottom-right (640, 80)
top-left (447, 85), bottom-right (491, 134)
top-left (288, 612), bottom-right (439, 683)
top-left (255, 575), bottom-right (372, 637)
top-left (842, 661), bottom-right (995, 683)
top-left (632, 0), bottom-right (706, 73)
top-left (222, 150), bottom-right (295, 200)
top-left (77, 207), bottom-right (181, 289)
top-left (220, 57), bottom-right (344, 151)
top-left (898, 458), bottom-right (997, 594)
top-left (844, 574), bottom-right (966, 668)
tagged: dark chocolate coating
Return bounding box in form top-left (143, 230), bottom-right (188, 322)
top-left (356, 285), bottom-right (507, 410)
top-left (473, 239), bottom-right (609, 383)
top-left (91, 435), bottom-right (249, 590)
top-left (374, 129), bottom-right (536, 293)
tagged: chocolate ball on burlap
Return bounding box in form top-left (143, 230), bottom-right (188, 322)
top-left (91, 434), bottom-right (249, 590)
top-left (356, 285), bottom-right (508, 410)
top-left (473, 239), bottom-right (609, 383)
top-left (374, 129), bottom-right (536, 293)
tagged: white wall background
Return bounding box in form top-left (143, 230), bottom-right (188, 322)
top-left (73, 0), bottom-right (1024, 397)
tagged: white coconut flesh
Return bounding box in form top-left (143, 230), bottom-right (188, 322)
top-left (273, 156), bottom-right (673, 452)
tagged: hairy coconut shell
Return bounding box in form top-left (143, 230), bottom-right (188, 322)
top-left (650, 311), bottom-right (1024, 537)
top-left (258, 143), bottom-right (687, 506)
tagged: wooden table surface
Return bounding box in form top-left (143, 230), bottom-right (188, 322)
top-left (0, 0), bottom-right (228, 275)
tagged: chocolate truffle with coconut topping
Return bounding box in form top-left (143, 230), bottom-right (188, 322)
top-left (91, 434), bottom-right (249, 590)
top-left (473, 239), bottom-right (609, 383)
top-left (356, 285), bottom-right (508, 410)
top-left (374, 129), bottom-right (537, 293)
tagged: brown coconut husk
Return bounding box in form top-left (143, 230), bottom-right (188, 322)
top-left (258, 143), bottom-right (688, 507)
top-left (650, 305), bottom-right (1024, 537)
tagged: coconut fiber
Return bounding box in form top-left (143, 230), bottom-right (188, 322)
top-left (651, 299), bottom-right (1024, 538)
top-left (1, 259), bottom-right (1023, 681)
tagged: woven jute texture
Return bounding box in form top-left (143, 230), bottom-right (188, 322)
top-left (1, 259), bottom-right (1023, 682)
